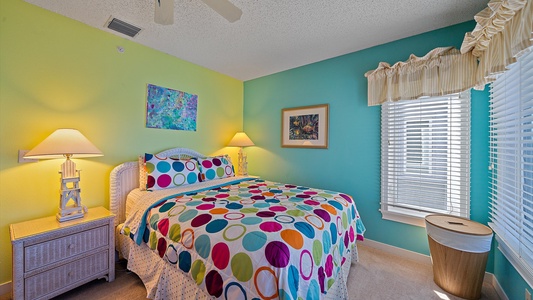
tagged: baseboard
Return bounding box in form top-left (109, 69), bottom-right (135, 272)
top-left (486, 273), bottom-right (509, 300)
top-left (0, 281), bottom-right (11, 297)
top-left (359, 238), bottom-right (508, 300)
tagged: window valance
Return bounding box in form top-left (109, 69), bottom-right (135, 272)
top-left (365, 47), bottom-right (478, 106)
top-left (364, 0), bottom-right (531, 106)
top-left (461, 0), bottom-right (532, 88)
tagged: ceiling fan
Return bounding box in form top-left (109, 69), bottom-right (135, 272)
top-left (154, 0), bottom-right (242, 25)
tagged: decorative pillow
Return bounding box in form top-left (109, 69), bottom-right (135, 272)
top-left (145, 153), bottom-right (202, 190)
top-left (139, 155), bottom-right (147, 191)
top-left (197, 155), bottom-right (235, 181)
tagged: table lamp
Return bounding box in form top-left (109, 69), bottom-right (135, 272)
top-left (24, 129), bottom-right (103, 222)
top-left (227, 132), bottom-right (254, 176)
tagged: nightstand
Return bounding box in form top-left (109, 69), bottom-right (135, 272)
top-left (10, 207), bottom-right (115, 300)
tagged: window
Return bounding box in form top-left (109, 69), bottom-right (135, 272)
top-left (489, 48), bottom-right (533, 286)
top-left (381, 92), bottom-right (471, 226)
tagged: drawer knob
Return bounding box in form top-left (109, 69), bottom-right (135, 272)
top-left (68, 244), bottom-right (75, 249)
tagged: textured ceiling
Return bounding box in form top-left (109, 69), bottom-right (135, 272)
top-left (24, 0), bottom-right (488, 81)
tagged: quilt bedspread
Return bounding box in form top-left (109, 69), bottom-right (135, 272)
top-left (122, 178), bottom-right (365, 299)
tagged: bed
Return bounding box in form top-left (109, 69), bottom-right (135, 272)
top-left (110, 147), bottom-right (365, 299)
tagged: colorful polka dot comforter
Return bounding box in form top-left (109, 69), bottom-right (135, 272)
top-left (122, 177), bottom-right (365, 299)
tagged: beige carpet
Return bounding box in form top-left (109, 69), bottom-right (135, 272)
top-left (1, 243), bottom-right (501, 300)
top-left (348, 243), bottom-right (500, 300)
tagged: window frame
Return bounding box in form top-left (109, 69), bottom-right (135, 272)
top-left (489, 48), bottom-right (533, 287)
top-left (380, 92), bottom-right (471, 227)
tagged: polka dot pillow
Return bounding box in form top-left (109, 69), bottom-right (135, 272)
top-left (197, 155), bottom-right (235, 181)
top-left (145, 153), bottom-right (202, 190)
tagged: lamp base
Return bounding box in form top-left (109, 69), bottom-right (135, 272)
top-left (57, 210), bottom-right (84, 222)
top-left (58, 165), bottom-right (86, 222)
top-left (237, 147), bottom-right (248, 176)
top-left (56, 170), bottom-right (87, 222)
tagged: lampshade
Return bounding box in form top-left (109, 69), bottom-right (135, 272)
top-left (24, 129), bottom-right (103, 159)
top-left (228, 132), bottom-right (255, 147)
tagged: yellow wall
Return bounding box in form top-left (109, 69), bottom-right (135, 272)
top-left (0, 0), bottom-right (243, 284)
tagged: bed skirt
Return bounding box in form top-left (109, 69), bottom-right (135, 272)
top-left (116, 225), bottom-right (358, 299)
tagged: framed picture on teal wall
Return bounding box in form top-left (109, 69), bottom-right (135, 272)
top-left (281, 104), bottom-right (329, 148)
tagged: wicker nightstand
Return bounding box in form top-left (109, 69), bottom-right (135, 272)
top-left (10, 207), bottom-right (115, 300)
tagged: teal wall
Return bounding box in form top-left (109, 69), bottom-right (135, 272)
top-left (494, 239), bottom-right (532, 300)
top-left (244, 21), bottom-right (529, 298)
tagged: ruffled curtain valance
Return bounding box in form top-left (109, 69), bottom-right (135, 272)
top-left (365, 47), bottom-right (478, 106)
top-left (461, 0), bottom-right (532, 88)
top-left (365, 0), bottom-right (532, 106)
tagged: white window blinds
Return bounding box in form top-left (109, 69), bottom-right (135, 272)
top-left (381, 92), bottom-right (471, 226)
top-left (489, 48), bottom-right (533, 287)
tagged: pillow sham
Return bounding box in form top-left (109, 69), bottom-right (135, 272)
top-left (197, 155), bottom-right (235, 181)
top-left (145, 153), bottom-right (202, 190)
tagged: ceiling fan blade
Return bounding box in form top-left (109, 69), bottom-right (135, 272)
top-left (154, 0), bottom-right (174, 25)
top-left (200, 0), bottom-right (242, 23)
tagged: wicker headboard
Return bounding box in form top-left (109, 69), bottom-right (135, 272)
top-left (109, 147), bottom-right (206, 226)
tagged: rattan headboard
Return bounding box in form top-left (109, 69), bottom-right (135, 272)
top-left (109, 147), bottom-right (206, 226)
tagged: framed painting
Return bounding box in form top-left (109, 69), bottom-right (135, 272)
top-left (146, 84), bottom-right (198, 131)
top-left (281, 104), bottom-right (329, 148)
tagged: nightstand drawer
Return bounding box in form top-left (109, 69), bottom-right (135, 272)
top-left (25, 225), bottom-right (109, 272)
top-left (25, 250), bottom-right (109, 300)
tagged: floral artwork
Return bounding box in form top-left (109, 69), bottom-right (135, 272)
top-left (289, 114), bottom-right (319, 140)
top-left (146, 84), bottom-right (198, 131)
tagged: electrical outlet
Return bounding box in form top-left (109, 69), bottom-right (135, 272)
top-left (18, 150), bottom-right (37, 163)
top-left (526, 289), bottom-right (531, 300)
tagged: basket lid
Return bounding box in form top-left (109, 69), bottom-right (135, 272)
top-left (425, 214), bottom-right (492, 236)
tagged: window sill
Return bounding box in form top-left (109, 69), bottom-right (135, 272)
top-left (381, 210), bottom-right (427, 227)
